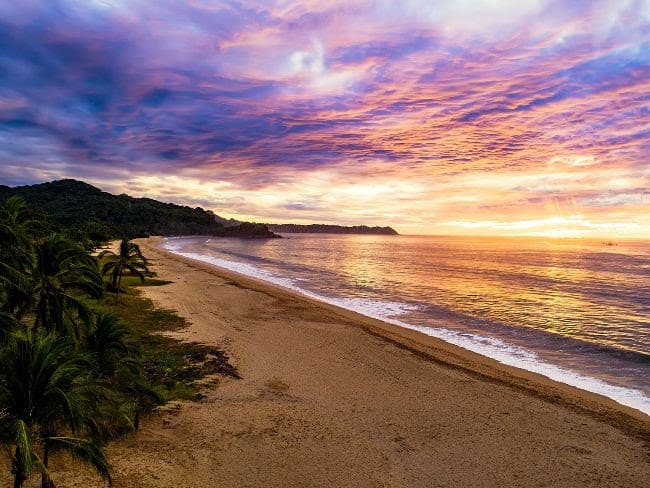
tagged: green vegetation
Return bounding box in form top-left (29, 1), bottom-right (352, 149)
top-left (0, 179), bottom-right (278, 248)
top-left (0, 197), bottom-right (238, 486)
top-left (0, 330), bottom-right (111, 488)
top-left (99, 238), bottom-right (149, 303)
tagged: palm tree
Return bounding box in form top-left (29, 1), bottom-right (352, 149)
top-left (99, 239), bottom-right (148, 303)
top-left (30, 235), bottom-right (103, 338)
top-left (85, 313), bottom-right (154, 438)
top-left (0, 311), bottom-right (16, 343)
top-left (85, 314), bottom-right (163, 432)
top-left (0, 257), bottom-right (31, 323)
top-left (86, 313), bottom-right (138, 379)
top-left (0, 196), bottom-right (41, 227)
top-left (0, 196), bottom-right (43, 256)
top-left (0, 329), bottom-right (111, 487)
top-left (118, 370), bottom-right (163, 431)
top-left (0, 213), bottom-right (21, 263)
top-left (0, 197), bottom-right (38, 318)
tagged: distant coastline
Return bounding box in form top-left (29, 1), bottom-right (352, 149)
top-left (216, 215), bottom-right (399, 235)
top-left (0, 179), bottom-right (400, 240)
top-left (267, 223), bottom-right (399, 235)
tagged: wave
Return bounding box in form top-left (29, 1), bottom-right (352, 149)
top-left (163, 240), bottom-right (650, 415)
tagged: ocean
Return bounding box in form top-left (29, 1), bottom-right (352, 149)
top-left (163, 234), bottom-right (650, 414)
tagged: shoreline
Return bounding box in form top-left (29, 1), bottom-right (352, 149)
top-left (154, 237), bottom-right (650, 432)
top-left (36, 235), bottom-right (647, 487)
top-left (163, 236), bottom-right (650, 417)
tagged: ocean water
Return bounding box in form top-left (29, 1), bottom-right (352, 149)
top-left (163, 234), bottom-right (650, 415)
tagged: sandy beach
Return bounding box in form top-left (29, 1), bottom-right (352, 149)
top-left (24, 236), bottom-right (649, 487)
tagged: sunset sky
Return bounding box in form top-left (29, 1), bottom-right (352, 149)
top-left (0, 1), bottom-right (649, 237)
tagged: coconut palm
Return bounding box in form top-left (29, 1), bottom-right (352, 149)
top-left (86, 314), bottom-right (167, 438)
top-left (86, 313), bottom-right (162, 432)
top-left (0, 196), bottom-right (43, 236)
top-left (30, 235), bottom-right (103, 338)
top-left (86, 313), bottom-right (138, 379)
top-left (0, 215), bottom-right (21, 262)
top-left (0, 197), bottom-right (43, 281)
top-left (0, 329), bottom-right (111, 487)
top-left (0, 198), bottom-right (37, 316)
top-left (0, 196), bottom-right (42, 256)
top-left (98, 239), bottom-right (148, 303)
top-left (118, 370), bottom-right (163, 431)
top-left (0, 251), bottom-right (32, 323)
top-left (0, 311), bottom-right (16, 343)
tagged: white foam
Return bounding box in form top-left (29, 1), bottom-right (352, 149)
top-left (163, 240), bottom-right (650, 416)
top-left (166, 249), bottom-right (299, 290)
top-left (394, 323), bottom-right (650, 415)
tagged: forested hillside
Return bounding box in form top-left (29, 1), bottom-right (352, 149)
top-left (0, 179), bottom-right (277, 243)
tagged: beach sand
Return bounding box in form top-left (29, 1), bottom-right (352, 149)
top-left (6, 236), bottom-right (649, 487)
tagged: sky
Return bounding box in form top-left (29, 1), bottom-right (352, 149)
top-left (0, 0), bottom-right (649, 237)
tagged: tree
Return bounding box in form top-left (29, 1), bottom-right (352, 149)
top-left (85, 314), bottom-right (163, 432)
top-left (0, 256), bottom-right (30, 320)
top-left (0, 196), bottom-right (44, 253)
top-left (99, 239), bottom-right (148, 303)
top-left (30, 235), bottom-right (103, 339)
top-left (0, 197), bottom-right (39, 318)
top-left (0, 329), bottom-right (111, 487)
top-left (86, 313), bottom-right (137, 379)
top-left (0, 311), bottom-right (16, 343)
top-left (117, 370), bottom-right (163, 431)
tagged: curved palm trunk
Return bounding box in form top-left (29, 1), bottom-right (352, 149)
top-left (12, 448), bottom-right (27, 488)
top-left (34, 293), bottom-right (47, 330)
top-left (13, 471), bottom-right (26, 488)
top-left (41, 442), bottom-right (55, 488)
top-left (115, 269), bottom-right (123, 304)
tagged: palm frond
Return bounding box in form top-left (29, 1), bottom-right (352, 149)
top-left (47, 436), bottom-right (111, 482)
top-left (0, 312), bottom-right (17, 341)
top-left (11, 420), bottom-right (35, 476)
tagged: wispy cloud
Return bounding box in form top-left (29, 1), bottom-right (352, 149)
top-left (0, 0), bottom-right (649, 236)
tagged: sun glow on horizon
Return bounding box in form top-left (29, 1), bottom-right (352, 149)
top-left (439, 215), bottom-right (646, 239)
top-left (0, 1), bottom-right (649, 238)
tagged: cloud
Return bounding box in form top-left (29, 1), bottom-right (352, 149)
top-left (0, 0), bottom-right (648, 236)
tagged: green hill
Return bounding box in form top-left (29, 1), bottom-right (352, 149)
top-left (0, 179), bottom-right (278, 242)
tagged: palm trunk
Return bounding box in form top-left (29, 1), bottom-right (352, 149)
top-left (13, 448), bottom-right (27, 488)
top-left (115, 271), bottom-right (122, 304)
top-left (13, 471), bottom-right (25, 488)
top-left (34, 297), bottom-right (45, 329)
top-left (41, 442), bottom-right (55, 488)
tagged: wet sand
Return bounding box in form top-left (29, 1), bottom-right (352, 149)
top-left (8, 236), bottom-right (649, 487)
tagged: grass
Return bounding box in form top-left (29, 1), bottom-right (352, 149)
top-left (91, 274), bottom-right (239, 402)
